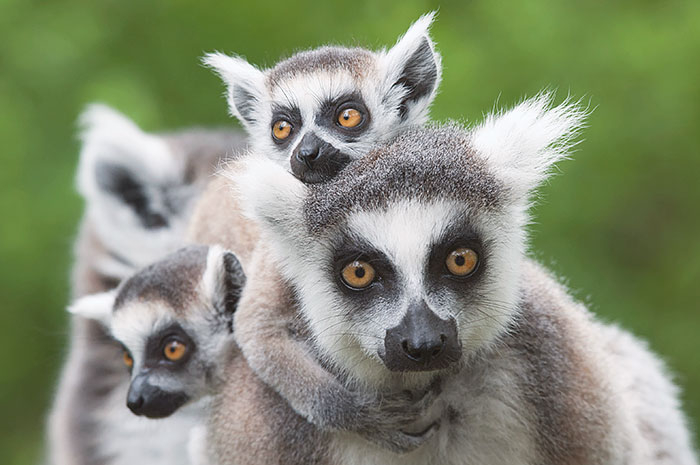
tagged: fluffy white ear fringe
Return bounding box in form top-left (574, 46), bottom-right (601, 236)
top-left (67, 291), bottom-right (115, 327)
top-left (200, 244), bottom-right (227, 306)
top-left (201, 52), bottom-right (266, 125)
top-left (222, 154), bottom-right (306, 237)
top-left (382, 11), bottom-right (439, 67)
top-left (377, 12), bottom-right (442, 122)
top-left (470, 92), bottom-right (589, 200)
top-left (76, 104), bottom-right (178, 202)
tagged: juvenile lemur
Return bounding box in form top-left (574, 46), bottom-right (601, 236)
top-left (69, 245), bottom-right (245, 464)
top-left (203, 95), bottom-right (697, 464)
top-left (203, 12), bottom-right (441, 183)
top-left (47, 107), bottom-right (246, 465)
top-left (69, 245), bottom-right (244, 418)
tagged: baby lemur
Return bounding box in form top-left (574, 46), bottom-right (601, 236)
top-left (201, 95), bottom-right (698, 464)
top-left (69, 245), bottom-right (245, 464)
top-left (203, 13), bottom-right (441, 183)
top-left (69, 245), bottom-right (245, 419)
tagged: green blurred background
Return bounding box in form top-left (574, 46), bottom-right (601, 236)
top-left (1, 0), bottom-right (699, 462)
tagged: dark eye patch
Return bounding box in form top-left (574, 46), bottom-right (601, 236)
top-left (270, 105), bottom-right (302, 146)
top-left (315, 92), bottom-right (371, 142)
top-left (425, 221), bottom-right (490, 293)
top-left (144, 323), bottom-right (195, 370)
top-left (331, 233), bottom-right (396, 298)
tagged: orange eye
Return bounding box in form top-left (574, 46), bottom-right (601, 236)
top-left (341, 260), bottom-right (376, 289)
top-left (446, 248), bottom-right (479, 277)
top-left (123, 351), bottom-right (133, 369)
top-left (338, 108), bottom-right (362, 128)
top-left (272, 120), bottom-right (292, 140)
top-left (164, 340), bottom-right (187, 361)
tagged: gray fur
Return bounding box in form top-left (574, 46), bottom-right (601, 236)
top-left (305, 124), bottom-right (504, 234)
top-left (267, 47), bottom-right (375, 85)
top-left (114, 245), bottom-right (208, 314)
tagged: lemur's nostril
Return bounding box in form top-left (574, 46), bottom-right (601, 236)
top-left (127, 395), bottom-right (144, 414)
top-left (432, 336), bottom-right (446, 357)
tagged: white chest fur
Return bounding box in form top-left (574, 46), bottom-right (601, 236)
top-left (329, 354), bottom-right (539, 465)
top-left (95, 381), bottom-right (205, 465)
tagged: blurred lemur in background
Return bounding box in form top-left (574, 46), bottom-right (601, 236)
top-left (48, 13), bottom-right (442, 465)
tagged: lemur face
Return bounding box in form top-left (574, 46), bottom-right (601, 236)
top-left (205, 13), bottom-right (441, 183)
top-left (236, 95), bottom-right (586, 383)
top-left (69, 245), bottom-right (246, 418)
top-left (113, 305), bottom-right (204, 418)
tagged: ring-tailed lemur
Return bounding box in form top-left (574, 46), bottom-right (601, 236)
top-left (203, 12), bottom-right (441, 183)
top-left (68, 245), bottom-right (245, 465)
top-left (47, 107), bottom-right (246, 465)
top-left (206, 94), bottom-right (698, 464)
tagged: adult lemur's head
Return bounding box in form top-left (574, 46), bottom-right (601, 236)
top-left (232, 94), bottom-right (586, 387)
top-left (204, 13), bottom-right (441, 183)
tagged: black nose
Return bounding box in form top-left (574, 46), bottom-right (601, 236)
top-left (127, 373), bottom-right (189, 419)
top-left (401, 334), bottom-right (446, 363)
top-left (296, 144), bottom-right (320, 168)
top-left (383, 300), bottom-right (461, 372)
top-left (289, 132), bottom-right (350, 183)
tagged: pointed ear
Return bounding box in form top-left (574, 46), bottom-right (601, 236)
top-left (203, 52), bottom-right (267, 130)
top-left (201, 246), bottom-right (247, 317)
top-left (378, 12), bottom-right (442, 124)
top-left (470, 93), bottom-right (589, 202)
top-left (223, 155), bottom-right (308, 242)
top-left (76, 104), bottom-right (181, 230)
top-left (68, 291), bottom-right (116, 327)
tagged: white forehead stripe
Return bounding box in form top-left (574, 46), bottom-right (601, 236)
top-left (110, 302), bottom-right (174, 362)
top-left (347, 200), bottom-right (459, 288)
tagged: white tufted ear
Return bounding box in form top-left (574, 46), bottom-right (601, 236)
top-left (200, 245), bottom-right (246, 318)
top-left (470, 92), bottom-right (588, 202)
top-left (68, 291), bottom-right (116, 327)
top-left (377, 12), bottom-right (442, 125)
top-left (203, 52), bottom-right (267, 130)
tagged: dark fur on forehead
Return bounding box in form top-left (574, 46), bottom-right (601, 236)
top-left (266, 46), bottom-right (374, 86)
top-left (114, 245), bottom-right (209, 313)
top-left (304, 125), bottom-right (504, 234)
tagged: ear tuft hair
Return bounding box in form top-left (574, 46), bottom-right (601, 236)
top-left (202, 52), bottom-right (267, 129)
top-left (470, 92), bottom-right (589, 201)
top-left (379, 12), bottom-right (442, 124)
top-left (201, 245), bottom-right (246, 318)
top-left (68, 291), bottom-right (116, 327)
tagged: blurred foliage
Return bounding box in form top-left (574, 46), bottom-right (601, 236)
top-left (1, 0), bottom-right (699, 463)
